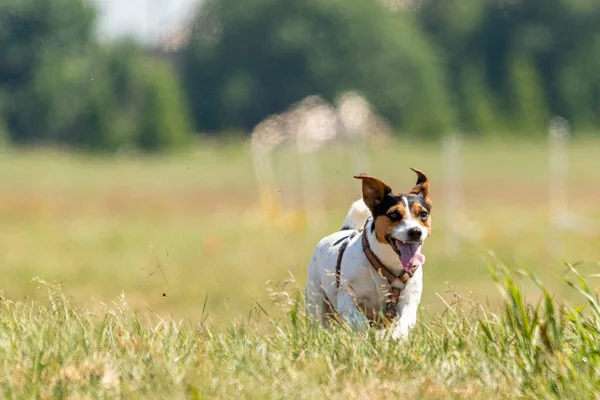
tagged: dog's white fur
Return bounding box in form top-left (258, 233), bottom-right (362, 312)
top-left (306, 198), bottom-right (424, 339)
top-left (341, 199), bottom-right (371, 230)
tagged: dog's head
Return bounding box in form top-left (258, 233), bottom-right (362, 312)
top-left (354, 168), bottom-right (432, 270)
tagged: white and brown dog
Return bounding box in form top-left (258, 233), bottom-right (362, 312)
top-left (305, 168), bottom-right (431, 339)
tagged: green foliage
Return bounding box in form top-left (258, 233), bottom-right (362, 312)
top-left (0, 93), bottom-right (9, 148)
top-left (136, 60), bottom-right (194, 152)
top-left (0, 1), bottom-right (193, 152)
top-left (181, 0), bottom-right (454, 137)
top-left (0, 0), bottom-right (96, 90)
top-left (557, 35), bottom-right (600, 131)
top-left (461, 64), bottom-right (504, 136)
top-left (417, 0), bottom-right (600, 135)
top-left (2, 0), bottom-right (600, 145)
top-left (0, 0), bottom-right (96, 143)
top-left (507, 52), bottom-right (549, 136)
top-left (61, 43), bottom-right (194, 152)
top-left (179, 0), bottom-right (600, 137)
top-left (6, 42), bottom-right (194, 152)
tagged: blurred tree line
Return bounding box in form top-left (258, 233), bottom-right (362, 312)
top-left (0, 0), bottom-right (599, 151)
top-left (0, 0), bottom-right (192, 151)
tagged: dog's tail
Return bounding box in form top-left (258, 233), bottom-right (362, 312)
top-left (341, 199), bottom-right (371, 230)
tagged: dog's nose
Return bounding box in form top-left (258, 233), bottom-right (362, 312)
top-left (407, 228), bottom-right (422, 241)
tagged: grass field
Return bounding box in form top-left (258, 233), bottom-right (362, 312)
top-left (2, 264), bottom-right (600, 398)
top-left (0, 138), bottom-right (599, 397)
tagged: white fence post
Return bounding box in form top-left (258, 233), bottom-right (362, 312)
top-left (294, 97), bottom-right (336, 231)
top-left (336, 92), bottom-right (371, 175)
top-left (442, 132), bottom-right (462, 256)
top-left (548, 117), bottom-right (570, 255)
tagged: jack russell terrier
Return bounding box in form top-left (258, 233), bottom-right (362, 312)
top-left (305, 168), bottom-right (431, 339)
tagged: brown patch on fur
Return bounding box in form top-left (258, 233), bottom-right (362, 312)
top-left (353, 174), bottom-right (392, 211)
top-left (407, 195), bottom-right (432, 237)
top-left (409, 167), bottom-right (432, 209)
top-left (373, 203), bottom-right (407, 244)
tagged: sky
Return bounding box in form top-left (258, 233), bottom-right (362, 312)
top-left (92, 0), bottom-right (201, 44)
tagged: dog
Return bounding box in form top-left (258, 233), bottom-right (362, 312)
top-left (305, 168), bottom-right (431, 339)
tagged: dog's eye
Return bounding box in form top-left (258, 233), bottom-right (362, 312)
top-left (387, 211), bottom-right (401, 221)
top-left (419, 211), bottom-right (429, 220)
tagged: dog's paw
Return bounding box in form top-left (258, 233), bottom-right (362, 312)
top-left (390, 325), bottom-right (410, 341)
top-left (375, 329), bottom-right (388, 340)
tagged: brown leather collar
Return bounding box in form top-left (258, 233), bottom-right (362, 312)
top-left (361, 225), bottom-right (419, 320)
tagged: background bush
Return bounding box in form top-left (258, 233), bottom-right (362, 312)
top-left (0, 0), bottom-right (194, 152)
top-left (180, 0), bottom-right (455, 137)
top-left (415, 0), bottom-right (600, 135)
top-left (0, 0), bottom-right (599, 151)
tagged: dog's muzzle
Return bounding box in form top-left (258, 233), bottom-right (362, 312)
top-left (386, 235), bottom-right (426, 271)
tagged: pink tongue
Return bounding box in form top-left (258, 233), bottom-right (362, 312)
top-left (397, 243), bottom-right (425, 271)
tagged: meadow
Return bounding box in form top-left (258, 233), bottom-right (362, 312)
top-left (0, 138), bottom-right (599, 398)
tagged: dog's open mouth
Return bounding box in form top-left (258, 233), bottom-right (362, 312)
top-left (389, 238), bottom-right (425, 271)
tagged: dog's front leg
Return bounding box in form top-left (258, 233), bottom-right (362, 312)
top-left (391, 268), bottom-right (423, 340)
top-left (337, 289), bottom-right (369, 331)
top-left (391, 303), bottom-right (418, 340)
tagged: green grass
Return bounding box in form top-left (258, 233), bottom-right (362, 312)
top-left (0, 139), bottom-right (598, 319)
top-left (0, 139), bottom-right (599, 397)
top-left (1, 264), bottom-right (600, 398)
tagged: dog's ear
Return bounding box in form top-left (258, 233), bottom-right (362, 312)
top-left (354, 174), bottom-right (392, 212)
top-left (409, 168), bottom-right (430, 203)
